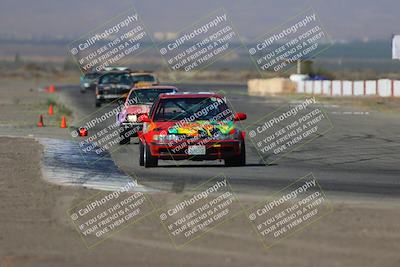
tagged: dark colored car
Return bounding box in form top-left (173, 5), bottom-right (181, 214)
top-left (80, 72), bottom-right (102, 93)
top-left (138, 92), bottom-right (247, 167)
top-left (95, 71), bottom-right (159, 107)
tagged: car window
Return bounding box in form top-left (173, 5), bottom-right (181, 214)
top-left (153, 97), bottom-right (232, 121)
top-left (131, 74), bottom-right (156, 83)
top-left (84, 73), bottom-right (101, 80)
top-left (99, 73), bottom-right (133, 85)
top-left (128, 88), bottom-right (176, 105)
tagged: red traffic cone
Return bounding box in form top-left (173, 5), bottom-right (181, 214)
top-left (37, 115), bottom-right (44, 127)
top-left (49, 85), bottom-right (56, 93)
top-left (48, 104), bottom-right (54, 115)
top-left (60, 116), bottom-right (67, 128)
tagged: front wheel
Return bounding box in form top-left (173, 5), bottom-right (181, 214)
top-left (143, 142), bottom-right (158, 167)
top-left (119, 133), bottom-right (130, 145)
top-left (95, 99), bottom-right (101, 107)
top-left (139, 142), bottom-right (144, 166)
top-left (119, 128), bottom-right (130, 145)
top-left (224, 140), bottom-right (246, 167)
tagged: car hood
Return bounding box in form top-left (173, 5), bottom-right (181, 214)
top-left (124, 105), bottom-right (150, 115)
top-left (118, 105), bottom-right (151, 123)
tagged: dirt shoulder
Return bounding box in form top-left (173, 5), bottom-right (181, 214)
top-left (0, 79), bottom-right (73, 128)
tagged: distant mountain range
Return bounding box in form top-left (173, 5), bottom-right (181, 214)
top-left (0, 38), bottom-right (393, 60)
top-left (0, 0), bottom-right (399, 41)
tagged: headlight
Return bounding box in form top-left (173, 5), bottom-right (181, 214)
top-left (83, 83), bottom-right (90, 87)
top-left (127, 114), bottom-right (137, 122)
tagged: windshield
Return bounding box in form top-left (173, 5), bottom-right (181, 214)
top-left (98, 73), bottom-right (133, 85)
top-left (128, 88), bottom-right (176, 105)
top-left (84, 73), bottom-right (101, 80)
top-left (153, 97), bottom-right (233, 122)
top-left (132, 74), bottom-right (156, 83)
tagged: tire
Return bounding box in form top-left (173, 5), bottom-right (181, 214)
top-left (95, 99), bottom-right (101, 107)
top-left (224, 140), bottom-right (246, 167)
top-left (119, 130), bottom-right (130, 145)
top-left (80, 89), bottom-right (86, 94)
top-left (143, 142), bottom-right (158, 167)
top-left (119, 127), bottom-right (131, 145)
top-left (139, 142), bottom-right (144, 166)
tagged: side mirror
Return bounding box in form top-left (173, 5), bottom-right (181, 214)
top-left (139, 114), bottom-right (150, 123)
top-left (234, 112), bottom-right (247, 121)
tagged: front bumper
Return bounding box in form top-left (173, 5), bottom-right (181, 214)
top-left (96, 94), bottom-right (126, 100)
top-left (148, 140), bottom-right (242, 160)
top-left (97, 88), bottom-right (130, 100)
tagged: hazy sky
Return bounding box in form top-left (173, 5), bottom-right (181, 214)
top-left (0, 0), bottom-right (398, 41)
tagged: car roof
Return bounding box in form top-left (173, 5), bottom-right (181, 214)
top-left (131, 72), bottom-right (155, 76)
top-left (103, 67), bottom-right (130, 71)
top-left (158, 92), bottom-right (221, 99)
top-left (131, 85), bottom-right (177, 90)
top-left (83, 71), bottom-right (102, 75)
top-left (98, 71), bottom-right (154, 79)
top-left (99, 70), bottom-right (130, 75)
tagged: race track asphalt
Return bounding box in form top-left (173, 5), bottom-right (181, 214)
top-left (60, 83), bottom-right (400, 199)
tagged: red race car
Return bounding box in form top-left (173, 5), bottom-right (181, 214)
top-left (138, 92), bottom-right (247, 167)
top-left (117, 85), bottom-right (178, 144)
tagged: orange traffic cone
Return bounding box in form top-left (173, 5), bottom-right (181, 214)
top-left (60, 116), bottom-right (67, 128)
top-left (37, 115), bottom-right (44, 127)
top-left (48, 104), bottom-right (54, 115)
top-left (49, 85), bottom-right (56, 93)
